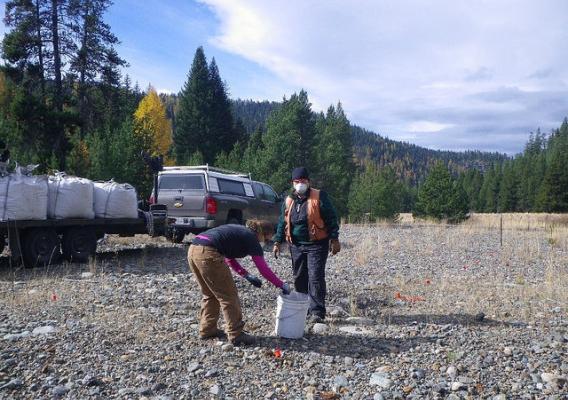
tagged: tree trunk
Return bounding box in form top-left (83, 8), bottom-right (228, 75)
top-left (51, 0), bottom-right (62, 112)
top-left (35, 0), bottom-right (46, 101)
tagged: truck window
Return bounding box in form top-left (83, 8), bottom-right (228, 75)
top-left (218, 179), bottom-right (245, 196)
top-left (159, 175), bottom-right (204, 190)
top-left (262, 184), bottom-right (278, 202)
top-left (252, 182), bottom-right (264, 198)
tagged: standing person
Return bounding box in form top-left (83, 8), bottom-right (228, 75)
top-left (272, 167), bottom-right (340, 323)
top-left (188, 220), bottom-right (290, 346)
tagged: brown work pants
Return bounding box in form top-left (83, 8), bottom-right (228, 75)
top-left (188, 244), bottom-right (244, 340)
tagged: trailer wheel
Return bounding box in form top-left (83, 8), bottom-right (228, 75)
top-left (23, 228), bottom-right (61, 267)
top-left (62, 228), bottom-right (97, 263)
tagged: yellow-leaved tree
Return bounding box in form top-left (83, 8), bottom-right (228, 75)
top-left (134, 86), bottom-right (173, 164)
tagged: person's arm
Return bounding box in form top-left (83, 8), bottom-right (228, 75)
top-left (272, 199), bottom-right (288, 243)
top-left (320, 191), bottom-right (339, 239)
top-left (250, 255), bottom-right (284, 288)
top-left (224, 258), bottom-right (248, 277)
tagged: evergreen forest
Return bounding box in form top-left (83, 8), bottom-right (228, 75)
top-left (1, 1), bottom-right (567, 221)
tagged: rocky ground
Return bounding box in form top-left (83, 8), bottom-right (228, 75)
top-left (0, 223), bottom-right (566, 399)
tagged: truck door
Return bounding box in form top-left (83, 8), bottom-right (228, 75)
top-left (261, 183), bottom-right (282, 225)
top-left (158, 174), bottom-right (206, 218)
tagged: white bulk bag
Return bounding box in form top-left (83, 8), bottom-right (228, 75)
top-left (48, 174), bottom-right (95, 219)
top-left (93, 181), bottom-right (138, 219)
top-left (0, 168), bottom-right (48, 221)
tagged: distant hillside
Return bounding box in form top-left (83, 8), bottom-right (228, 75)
top-left (231, 99), bottom-right (508, 184)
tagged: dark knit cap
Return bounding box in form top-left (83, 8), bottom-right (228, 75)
top-left (292, 167), bottom-right (309, 180)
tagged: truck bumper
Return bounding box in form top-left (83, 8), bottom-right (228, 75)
top-left (168, 217), bottom-right (216, 230)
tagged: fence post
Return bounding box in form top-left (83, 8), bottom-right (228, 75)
top-left (500, 214), bottom-right (503, 247)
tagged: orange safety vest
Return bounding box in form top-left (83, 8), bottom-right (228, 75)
top-left (284, 188), bottom-right (328, 243)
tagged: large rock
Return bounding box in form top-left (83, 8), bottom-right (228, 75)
top-left (369, 373), bottom-right (392, 388)
top-left (339, 325), bottom-right (373, 335)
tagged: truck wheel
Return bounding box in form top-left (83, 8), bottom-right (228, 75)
top-left (167, 229), bottom-right (185, 244)
top-left (62, 228), bottom-right (97, 263)
top-left (23, 228), bottom-right (61, 267)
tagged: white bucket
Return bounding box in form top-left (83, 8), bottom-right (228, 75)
top-left (274, 291), bottom-right (310, 339)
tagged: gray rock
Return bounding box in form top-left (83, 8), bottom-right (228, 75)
top-left (370, 373), bottom-right (392, 388)
top-left (2, 331), bottom-right (31, 341)
top-left (446, 365), bottom-right (457, 378)
top-left (492, 395), bottom-right (507, 400)
top-left (541, 373), bottom-right (567, 389)
top-left (137, 387), bottom-right (152, 396)
top-left (221, 343), bottom-right (234, 352)
top-left (188, 362), bottom-right (201, 373)
top-left (52, 385), bottom-right (69, 398)
top-left (312, 323), bottom-right (329, 334)
top-left (205, 369), bottom-right (219, 378)
top-left (345, 317), bottom-right (374, 325)
top-left (333, 375), bottom-right (349, 392)
top-left (373, 394), bottom-right (385, 400)
top-left (152, 382), bottom-right (167, 392)
top-left (412, 369), bottom-right (426, 380)
top-left (32, 325), bottom-right (58, 336)
top-left (451, 381), bottom-right (466, 391)
top-left (339, 325), bottom-right (373, 335)
top-left (0, 378), bottom-right (23, 390)
top-left (81, 375), bottom-right (101, 387)
top-left (344, 356), bottom-right (354, 366)
top-left (209, 384), bottom-right (222, 396)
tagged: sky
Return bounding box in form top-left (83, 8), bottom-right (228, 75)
top-left (2, 0), bottom-right (568, 154)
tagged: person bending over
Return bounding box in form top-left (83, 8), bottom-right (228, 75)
top-left (188, 220), bottom-right (290, 346)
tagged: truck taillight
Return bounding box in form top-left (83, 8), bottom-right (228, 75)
top-left (206, 197), bottom-right (217, 215)
top-left (149, 195), bottom-right (155, 205)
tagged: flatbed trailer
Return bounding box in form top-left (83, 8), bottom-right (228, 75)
top-left (0, 205), bottom-right (167, 267)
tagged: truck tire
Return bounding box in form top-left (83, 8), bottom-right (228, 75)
top-left (22, 228), bottom-right (61, 267)
top-left (62, 228), bottom-right (97, 263)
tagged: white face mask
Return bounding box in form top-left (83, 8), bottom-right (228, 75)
top-left (294, 182), bottom-right (308, 194)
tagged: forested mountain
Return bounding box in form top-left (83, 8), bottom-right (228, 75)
top-left (1, 2), bottom-right (565, 218)
top-left (231, 99), bottom-right (507, 185)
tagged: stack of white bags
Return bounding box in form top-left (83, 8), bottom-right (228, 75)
top-left (0, 166), bottom-right (138, 221)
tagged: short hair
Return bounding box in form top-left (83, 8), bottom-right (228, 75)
top-left (245, 219), bottom-right (274, 236)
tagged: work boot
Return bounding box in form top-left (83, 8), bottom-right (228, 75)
top-left (230, 332), bottom-right (256, 346)
top-left (199, 329), bottom-right (227, 341)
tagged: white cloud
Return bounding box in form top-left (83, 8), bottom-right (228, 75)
top-left (200, 0), bottom-right (568, 153)
top-left (408, 121), bottom-right (454, 133)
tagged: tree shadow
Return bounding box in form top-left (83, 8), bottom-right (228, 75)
top-left (255, 332), bottom-right (435, 359)
top-left (0, 245), bottom-right (190, 281)
top-left (378, 313), bottom-right (520, 327)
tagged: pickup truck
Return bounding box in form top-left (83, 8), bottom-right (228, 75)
top-left (153, 165), bottom-right (282, 243)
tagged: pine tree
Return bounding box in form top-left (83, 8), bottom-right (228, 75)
top-left (348, 164), bottom-right (402, 221)
top-left (313, 103), bottom-right (353, 217)
top-left (67, 0), bottom-right (125, 136)
top-left (414, 161), bottom-right (469, 222)
top-left (208, 57), bottom-right (237, 153)
top-left (175, 46), bottom-right (213, 164)
top-left (498, 160), bottom-right (519, 212)
top-left (537, 120), bottom-right (568, 212)
top-left (255, 90), bottom-right (315, 193)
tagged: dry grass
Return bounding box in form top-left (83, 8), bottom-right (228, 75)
top-left (346, 213), bottom-right (568, 322)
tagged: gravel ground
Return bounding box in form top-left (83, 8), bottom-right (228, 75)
top-left (0, 223), bottom-right (566, 399)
